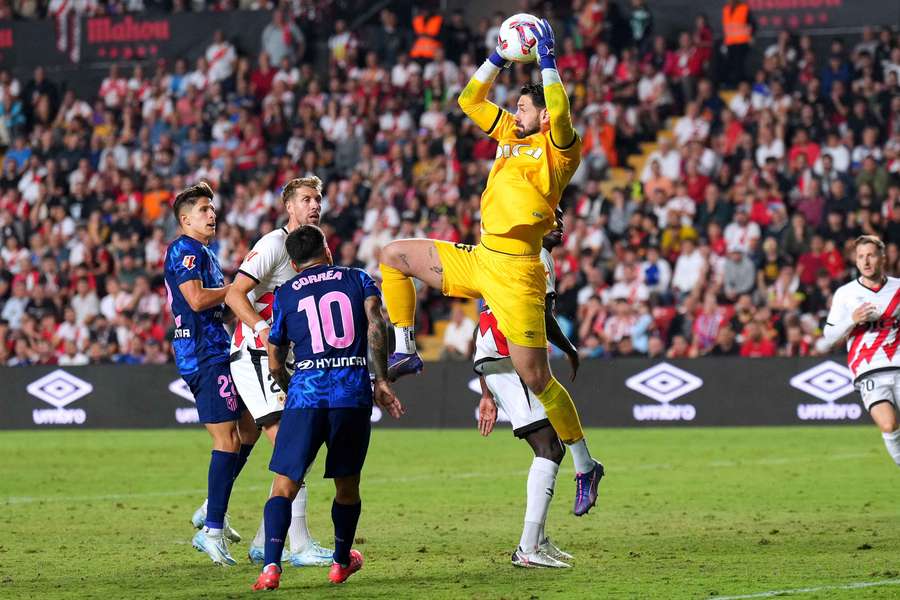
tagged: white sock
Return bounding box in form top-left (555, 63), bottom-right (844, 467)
top-left (566, 439), bottom-right (596, 474)
top-left (287, 484), bottom-right (312, 552)
top-left (252, 481), bottom-right (276, 547)
top-left (394, 326), bottom-right (416, 354)
top-left (882, 429), bottom-right (900, 466)
top-left (519, 457), bottom-right (558, 553)
top-left (204, 526), bottom-right (223, 538)
top-left (202, 498), bottom-right (208, 511)
top-left (252, 514), bottom-right (266, 547)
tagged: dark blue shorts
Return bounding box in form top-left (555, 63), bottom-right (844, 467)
top-left (269, 407), bottom-right (371, 482)
top-left (183, 361), bottom-right (244, 424)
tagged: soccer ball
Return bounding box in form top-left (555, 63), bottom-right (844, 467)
top-left (497, 13), bottom-right (539, 63)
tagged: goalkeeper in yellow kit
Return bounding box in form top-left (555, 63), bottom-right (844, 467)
top-left (379, 19), bottom-right (604, 515)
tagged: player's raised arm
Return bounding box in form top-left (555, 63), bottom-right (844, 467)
top-left (530, 19), bottom-right (577, 149)
top-left (365, 295), bottom-right (404, 418)
top-left (457, 44), bottom-right (514, 138)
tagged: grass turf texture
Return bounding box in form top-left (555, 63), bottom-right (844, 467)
top-left (1, 427), bottom-right (899, 599)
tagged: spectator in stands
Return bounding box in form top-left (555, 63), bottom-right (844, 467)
top-left (0, 3), bottom-right (897, 367)
top-left (261, 10), bottom-right (304, 66)
top-left (440, 301), bottom-right (475, 361)
top-left (722, 248), bottom-right (756, 302)
top-left (721, 0), bottom-right (753, 86)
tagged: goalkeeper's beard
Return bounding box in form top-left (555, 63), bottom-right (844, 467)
top-left (515, 123), bottom-right (540, 139)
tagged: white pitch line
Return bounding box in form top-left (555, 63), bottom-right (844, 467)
top-left (0, 452), bottom-right (874, 506)
top-left (708, 578), bottom-right (900, 599)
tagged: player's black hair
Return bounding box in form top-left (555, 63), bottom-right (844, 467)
top-left (286, 225), bottom-right (327, 265)
top-left (519, 82), bottom-right (546, 109)
top-left (173, 181), bottom-right (213, 217)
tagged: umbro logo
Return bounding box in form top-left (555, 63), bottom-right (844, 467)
top-left (168, 379), bottom-right (196, 403)
top-left (626, 363), bottom-right (700, 421)
top-left (27, 369), bottom-right (92, 425)
top-left (27, 369), bottom-right (92, 408)
top-left (790, 361), bottom-right (861, 421)
top-left (169, 378), bottom-right (199, 424)
top-left (789, 361), bottom-right (854, 402)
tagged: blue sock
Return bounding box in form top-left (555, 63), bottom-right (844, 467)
top-left (332, 500), bottom-right (361, 566)
top-left (264, 496), bottom-right (292, 567)
top-left (233, 443), bottom-right (254, 481)
top-left (205, 450), bottom-right (238, 530)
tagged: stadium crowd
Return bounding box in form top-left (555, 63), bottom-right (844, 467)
top-left (0, 1), bottom-right (898, 367)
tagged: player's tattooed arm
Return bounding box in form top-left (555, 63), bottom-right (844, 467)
top-left (365, 296), bottom-right (389, 381)
top-left (267, 343), bottom-right (291, 393)
top-left (544, 293), bottom-right (579, 380)
top-left (366, 295), bottom-right (405, 418)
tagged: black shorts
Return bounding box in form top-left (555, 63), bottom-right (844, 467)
top-left (269, 407), bottom-right (372, 482)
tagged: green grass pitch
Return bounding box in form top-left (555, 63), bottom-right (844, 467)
top-left (2, 426), bottom-right (899, 599)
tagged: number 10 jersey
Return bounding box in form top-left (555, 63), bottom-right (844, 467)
top-left (269, 264), bottom-right (380, 409)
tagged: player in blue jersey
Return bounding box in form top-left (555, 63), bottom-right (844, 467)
top-left (251, 225), bottom-right (403, 591)
top-left (164, 182), bottom-right (255, 566)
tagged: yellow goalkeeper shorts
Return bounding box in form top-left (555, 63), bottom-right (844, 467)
top-left (434, 241), bottom-right (546, 349)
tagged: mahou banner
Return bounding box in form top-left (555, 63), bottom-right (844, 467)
top-left (80, 11), bottom-right (271, 64)
top-left (654, 0), bottom-right (898, 38)
top-left (0, 10), bottom-right (271, 72)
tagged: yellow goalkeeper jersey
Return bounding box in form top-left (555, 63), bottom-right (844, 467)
top-left (459, 78), bottom-right (582, 255)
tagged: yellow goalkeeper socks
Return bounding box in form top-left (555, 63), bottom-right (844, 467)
top-left (379, 263), bottom-right (417, 327)
top-left (380, 263), bottom-right (418, 353)
top-left (536, 377), bottom-right (585, 444)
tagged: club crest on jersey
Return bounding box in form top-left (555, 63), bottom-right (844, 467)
top-left (495, 144), bottom-right (543, 160)
top-left (182, 255), bottom-right (197, 269)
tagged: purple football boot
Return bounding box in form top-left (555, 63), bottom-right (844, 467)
top-left (387, 352), bottom-right (424, 381)
top-left (573, 462), bottom-right (604, 516)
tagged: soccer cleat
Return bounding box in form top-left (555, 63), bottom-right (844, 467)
top-left (192, 529), bottom-right (237, 566)
top-left (540, 537), bottom-right (573, 561)
top-left (223, 516), bottom-right (241, 543)
top-left (573, 461), bottom-right (605, 516)
top-left (248, 545), bottom-right (289, 565)
top-left (511, 546), bottom-right (571, 568)
top-left (190, 503), bottom-right (241, 543)
top-left (191, 504), bottom-right (205, 529)
top-left (387, 352), bottom-right (424, 381)
top-left (251, 564), bottom-right (282, 591)
top-left (289, 541), bottom-right (334, 567)
top-left (328, 549), bottom-right (364, 584)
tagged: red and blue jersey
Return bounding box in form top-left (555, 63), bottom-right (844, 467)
top-left (269, 264), bottom-right (379, 409)
top-left (164, 235), bottom-right (231, 376)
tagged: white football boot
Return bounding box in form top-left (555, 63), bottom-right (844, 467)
top-left (190, 502), bottom-right (241, 543)
top-left (511, 546), bottom-right (571, 568)
top-left (192, 528), bottom-right (237, 566)
top-left (539, 537), bottom-right (573, 561)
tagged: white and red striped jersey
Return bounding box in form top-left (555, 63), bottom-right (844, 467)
top-left (823, 276), bottom-right (900, 381)
top-left (474, 249), bottom-right (554, 371)
top-left (230, 227), bottom-right (297, 353)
